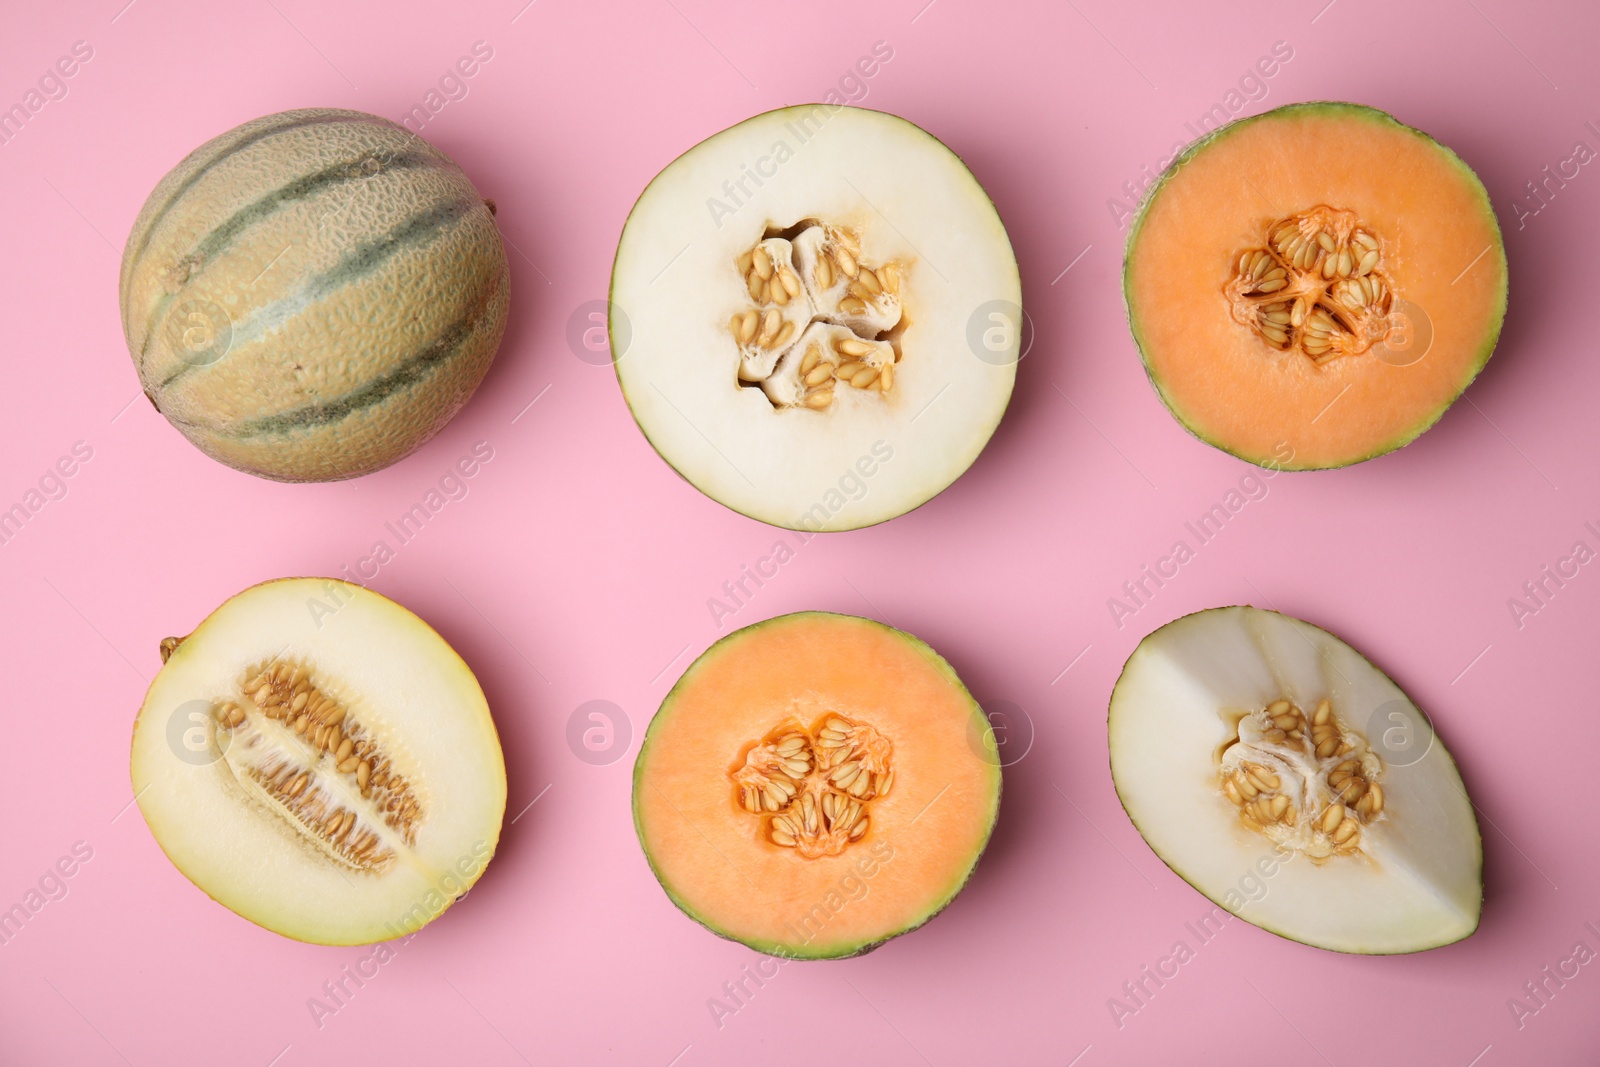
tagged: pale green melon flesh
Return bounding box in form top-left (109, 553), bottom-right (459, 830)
top-left (1109, 606), bottom-right (1481, 954)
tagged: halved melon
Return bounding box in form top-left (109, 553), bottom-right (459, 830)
top-left (611, 105), bottom-right (1020, 530)
top-left (130, 578), bottom-right (506, 945)
top-left (1109, 606), bottom-right (1482, 954)
top-left (633, 612), bottom-right (1001, 958)
top-left (1124, 102), bottom-right (1508, 468)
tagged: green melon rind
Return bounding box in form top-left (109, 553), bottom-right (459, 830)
top-left (608, 104), bottom-right (1019, 532)
top-left (632, 610), bottom-right (1002, 960)
top-left (1107, 604), bottom-right (1484, 954)
top-left (1122, 101), bottom-right (1509, 470)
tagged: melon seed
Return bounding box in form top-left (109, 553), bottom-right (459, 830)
top-left (1229, 206), bottom-right (1396, 364)
top-left (731, 714), bottom-right (894, 858)
top-left (1218, 694), bottom-right (1386, 861)
top-left (728, 222), bottom-right (904, 412)
top-left (816, 254), bottom-right (835, 290)
top-left (799, 344), bottom-right (822, 376)
top-left (215, 656), bottom-right (426, 866)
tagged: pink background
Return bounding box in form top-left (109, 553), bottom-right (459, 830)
top-left (2, 0), bottom-right (1598, 1063)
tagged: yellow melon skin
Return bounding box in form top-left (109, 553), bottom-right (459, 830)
top-left (120, 108), bottom-right (509, 482)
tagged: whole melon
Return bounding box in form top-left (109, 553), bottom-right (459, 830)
top-left (120, 108), bottom-right (509, 482)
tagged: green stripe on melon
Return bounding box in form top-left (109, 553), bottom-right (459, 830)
top-left (120, 108), bottom-right (508, 482)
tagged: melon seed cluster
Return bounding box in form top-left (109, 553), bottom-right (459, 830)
top-left (1226, 206), bottom-right (1395, 365)
top-left (728, 224), bottom-right (904, 411)
top-left (1219, 697), bottom-right (1386, 861)
top-left (212, 658), bottom-right (423, 871)
top-left (731, 714), bottom-right (894, 858)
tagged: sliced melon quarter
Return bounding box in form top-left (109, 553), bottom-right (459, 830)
top-left (633, 612), bottom-right (1001, 958)
top-left (1124, 101), bottom-right (1508, 468)
top-left (130, 578), bottom-right (506, 945)
top-left (611, 105), bottom-right (1020, 530)
top-left (1109, 606), bottom-right (1481, 954)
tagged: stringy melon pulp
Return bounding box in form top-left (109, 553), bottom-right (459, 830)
top-left (130, 578), bottom-right (506, 945)
top-left (612, 105), bottom-right (1020, 531)
top-left (1109, 606), bottom-right (1482, 954)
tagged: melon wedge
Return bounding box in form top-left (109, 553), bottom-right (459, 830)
top-left (611, 105), bottom-right (1020, 531)
top-left (1109, 606), bottom-right (1482, 954)
top-left (1124, 102), bottom-right (1508, 469)
top-left (633, 612), bottom-right (1001, 958)
top-left (130, 578), bottom-right (506, 945)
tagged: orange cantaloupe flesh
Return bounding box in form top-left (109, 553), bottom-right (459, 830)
top-left (1125, 102), bottom-right (1507, 469)
top-left (633, 612), bottom-right (1000, 958)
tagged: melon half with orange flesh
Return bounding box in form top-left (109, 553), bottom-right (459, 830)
top-left (1124, 102), bottom-right (1508, 469)
top-left (633, 612), bottom-right (1001, 958)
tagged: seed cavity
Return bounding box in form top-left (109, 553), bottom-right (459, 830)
top-left (728, 222), bottom-right (906, 411)
top-left (730, 714), bottom-right (894, 858)
top-left (1226, 207), bottom-right (1398, 367)
top-left (1218, 696), bottom-right (1385, 862)
top-left (210, 657), bottom-right (423, 873)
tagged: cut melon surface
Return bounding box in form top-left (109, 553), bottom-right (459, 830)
top-left (130, 578), bottom-right (506, 945)
top-left (633, 612), bottom-right (1001, 958)
top-left (1124, 101), bottom-right (1508, 469)
top-left (611, 105), bottom-right (1020, 530)
top-left (1109, 606), bottom-right (1482, 954)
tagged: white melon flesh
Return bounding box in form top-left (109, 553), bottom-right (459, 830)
top-left (130, 578), bottom-right (506, 945)
top-left (1109, 606), bottom-right (1481, 954)
top-left (611, 105), bottom-right (1019, 531)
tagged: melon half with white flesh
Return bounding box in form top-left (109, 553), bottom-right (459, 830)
top-left (130, 578), bottom-right (506, 945)
top-left (611, 105), bottom-right (1020, 531)
top-left (1109, 606), bottom-right (1482, 954)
